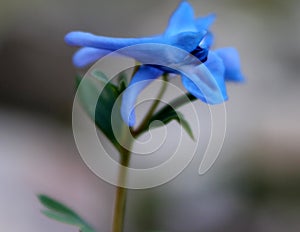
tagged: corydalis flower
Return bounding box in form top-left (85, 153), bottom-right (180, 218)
top-left (65, 1), bottom-right (244, 126)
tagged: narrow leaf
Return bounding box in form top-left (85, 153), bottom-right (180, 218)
top-left (75, 73), bottom-right (126, 152)
top-left (38, 195), bottom-right (80, 219)
top-left (176, 112), bottom-right (195, 140)
top-left (42, 210), bottom-right (83, 227)
top-left (146, 106), bottom-right (194, 140)
top-left (91, 69), bottom-right (109, 83)
top-left (38, 195), bottom-right (95, 232)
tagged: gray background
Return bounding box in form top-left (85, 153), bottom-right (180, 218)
top-left (1, 0), bottom-right (300, 231)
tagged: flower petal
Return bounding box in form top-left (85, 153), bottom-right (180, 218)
top-left (71, 33), bottom-right (204, 71)
top-left (121, 65), bottom-right (163, 126)
top-left (165, 1), bottom-right (197, 37)
top-left (195, 13), bottom-right (216, 31)
top-left (168, 31), bottom-right (206, 52)
top-left (181, 51), bottom-right (227, 104)
top-left (204, 52), bottom-right (227, 100)
top-left (84, 32), bottom-right (204, 66)
top-left (65, 31), bottom-right (163, 50)
top-left (215, 47), bottom-right (244, 82)
top-left (73, 47), bottom-right (111, 68)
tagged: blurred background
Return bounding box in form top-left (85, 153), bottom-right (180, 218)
top-left (1, 0), bottom-right (300, 231)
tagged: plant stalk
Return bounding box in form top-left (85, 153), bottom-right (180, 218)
top-left (132, 74), bottom-right (168, 137)
top-left (112, 146), bottom-right (131, 232)
top-left (112, 73), bottom-right (171, 232)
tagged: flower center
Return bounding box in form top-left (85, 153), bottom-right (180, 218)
top-left (191, 46), bottom-right (208, 63)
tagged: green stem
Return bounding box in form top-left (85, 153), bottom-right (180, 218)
top-left (134, 92), bottom-right (196, 136)
top-left (112, 105), bottom-right (134, 232)
top-left (112, 73), bottom-right (172, 232)
top-left (131, 62), bottom-right (141, 79)
top-left (158, 92), bottom-right (196, 113)
top-left (112, 146), bottom-right (131, 232)
top-left (150, 92), bottom-right (196, 119)
top-left (132, 74), bottom-right (168, 137)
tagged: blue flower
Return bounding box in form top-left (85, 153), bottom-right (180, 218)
top-left (65, 1), bottom-right (244, 126)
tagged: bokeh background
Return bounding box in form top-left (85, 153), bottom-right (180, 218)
top-left (1, 0), bottom-right (300, 231)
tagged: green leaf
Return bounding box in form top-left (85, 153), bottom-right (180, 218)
top-left (116, 71), bottom-right (128, 91)
top-left (142, 92), bottom-right (197, 140)
top-left (38, 195), bottom-right (80, 218)
top-left (91, 69), bottom-right (109, 83)
top-left (38, 195), bottom-right (95, 232)
top-left (147, 106), bottom-right (194, 140)
top-left (42, 210), bottom-right (82, 227)
top-left (76, 73), bottom-right (127, 152)
top-left (176, 112), bottom-right (195, 140)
